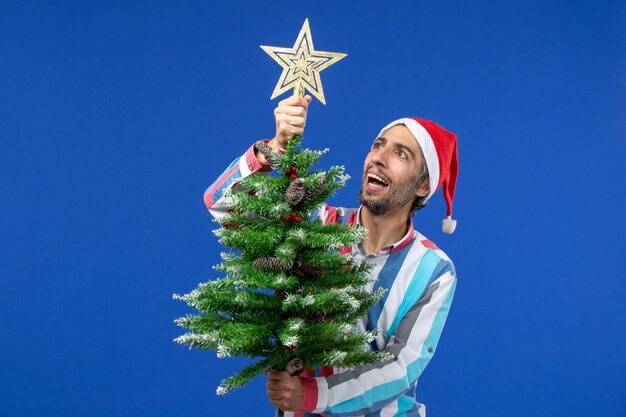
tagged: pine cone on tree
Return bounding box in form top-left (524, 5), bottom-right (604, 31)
top-left (300, 173), bottom-right (327, 205)
top-left (293, 263), bottom-right (324, 279)
top-left (252, 256), bottom-right (293, 272)
top-left (284, 178), bottom-right (306, 205)
top-left (304, 310), bottom-right (327, 324)
top-left (286, 358), bottom-right (305, 376)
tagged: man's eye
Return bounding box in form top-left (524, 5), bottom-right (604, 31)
top-left (397, 150), bottom-right (406, 158)
top-left (373, 142), bottom-right (382, 149)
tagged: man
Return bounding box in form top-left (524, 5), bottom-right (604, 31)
top-left (204, 95), bottom-right (459, 417)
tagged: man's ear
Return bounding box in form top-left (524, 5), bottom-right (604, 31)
top-left (414, 180), bottom-right (430, 198)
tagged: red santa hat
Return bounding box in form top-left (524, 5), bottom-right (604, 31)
top-left (377, 117), bottom-right (459, 234)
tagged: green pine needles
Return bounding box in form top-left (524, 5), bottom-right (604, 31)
top-left (173, 136), bottom-right (392, 394)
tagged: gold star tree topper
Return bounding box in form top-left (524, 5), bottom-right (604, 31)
top-left (261, 19), bottom-right (347, 105)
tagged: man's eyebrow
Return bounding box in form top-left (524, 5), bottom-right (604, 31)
top-left (374, 136), bottom-right (415, 159)
top-left (395, 143), bottom-right (416, 159)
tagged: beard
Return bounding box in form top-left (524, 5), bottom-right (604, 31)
top-left (358, 174), bottom-right (420, 216)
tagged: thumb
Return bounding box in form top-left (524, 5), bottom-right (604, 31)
top-left (304, 94), bottom-right (312, 103)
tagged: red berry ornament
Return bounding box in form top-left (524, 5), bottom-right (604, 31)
top-left (293, 216), bottom-right (301, 223)
top-left (290, 173), bottom-right (297, 180)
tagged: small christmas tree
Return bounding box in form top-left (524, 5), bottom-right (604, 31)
top-left (173, 135), bottom-right (391, 395)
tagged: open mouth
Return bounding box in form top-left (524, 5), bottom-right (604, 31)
top-left (366, 172), bottom-right (390, 190)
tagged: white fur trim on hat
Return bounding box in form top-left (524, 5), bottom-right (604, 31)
top-left (377, 118), bottom-right (440, 202)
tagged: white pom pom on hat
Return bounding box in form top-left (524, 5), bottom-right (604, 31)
top-left (377, 117), bottom-right (459, 234)
top-left (442, 216), bottom-right (457, 234)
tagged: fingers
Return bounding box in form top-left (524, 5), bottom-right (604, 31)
top-left (274, 102), bottom-right (308, 120)
top-left (278, 95), bottom-right (311, 109)
top-left (266, 369), bottom-right (283, 378)
top-left (266, 370), bottom-right (290, 383)
top-left (266, 390), bottom-right (299, 410)
top-left (265, 371), bottom-right (303, 411)
top-left (275, 110), bottom-right (306, 124)
top-left (275, 106), bottom-right (306, 119)
top-left (266, 378), bottom-right (290, 406)
top-left (274, 95), bottom-right (312, 146)
top-left (276, 120), bottom-right (305, 138)
top-left (266, 388), bottom-right (285, 401)
top-left (268, 398), bottom-right (285, 410)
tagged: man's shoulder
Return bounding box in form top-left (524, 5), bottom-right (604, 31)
top-left (413, 231), bottom-right (451, 259)
top-left (412, 230), bottom-right (456, 277)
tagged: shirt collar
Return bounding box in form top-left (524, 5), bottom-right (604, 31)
top-left (355, 206), bottom-right (415, 256)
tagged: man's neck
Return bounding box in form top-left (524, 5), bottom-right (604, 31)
top-left (360, 206), bottom-right (411, 255)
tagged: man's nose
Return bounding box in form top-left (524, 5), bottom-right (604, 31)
top-left (370, 148), bottom-right (389, 166)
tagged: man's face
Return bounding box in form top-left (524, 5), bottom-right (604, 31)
top-left (359, 125), bottom-right (429, 216)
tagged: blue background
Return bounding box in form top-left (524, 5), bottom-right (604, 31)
top-left (1, 1), bottom-right (625, 416)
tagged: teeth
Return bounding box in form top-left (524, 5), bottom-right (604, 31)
top-left (367, 173), bottom-right (388, 185)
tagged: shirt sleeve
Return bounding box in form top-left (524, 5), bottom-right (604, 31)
top-left (300, 270), bottom-right (457, 416)
top-left (203, 141), bottom-right (273, 220)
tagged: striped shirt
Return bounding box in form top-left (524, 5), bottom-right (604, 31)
top-left (204, 143), bottom-right (457, 417)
